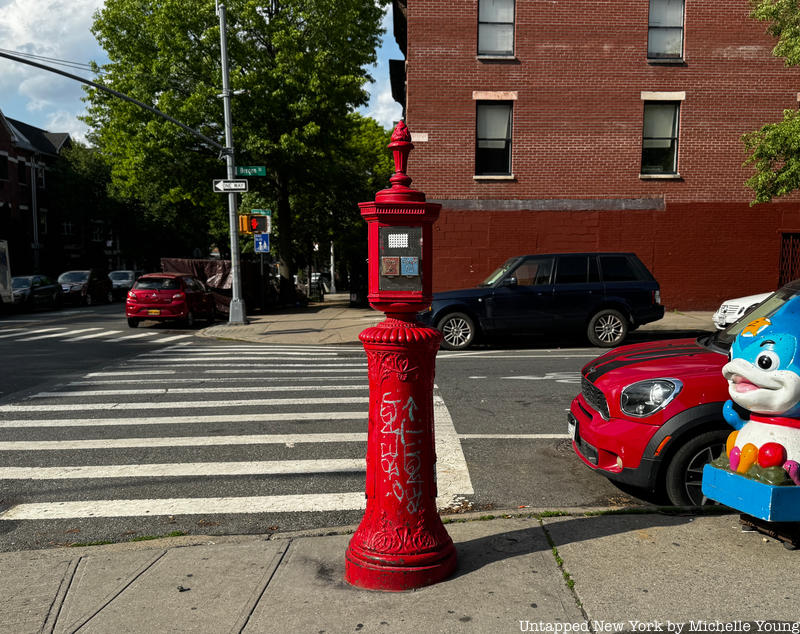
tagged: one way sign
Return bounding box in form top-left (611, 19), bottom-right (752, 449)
top-left (212, 179), bottom-right (248, 193)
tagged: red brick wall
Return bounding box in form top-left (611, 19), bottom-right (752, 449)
top-left (432, 202), bottom-right (800, 310)
top-left (402, 0), bottom-right (800, 308)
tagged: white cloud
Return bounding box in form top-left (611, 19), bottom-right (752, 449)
top-left (365, 78), bottom-right (402, 130)
top-left (46, 109), bottom-right (91, 144)
top-left (0, 0), bottom-right (105, 134)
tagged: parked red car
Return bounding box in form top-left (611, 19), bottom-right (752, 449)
top-left (126, 273), bottom-right (215, 328)
top-left (570, 280), bottom-right (800, 506)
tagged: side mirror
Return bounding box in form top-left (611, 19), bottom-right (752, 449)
top-left (502, 276), bottom-right (518, 287)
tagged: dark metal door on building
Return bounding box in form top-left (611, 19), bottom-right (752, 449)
top-left (780, 233), bottom-right (800, 286)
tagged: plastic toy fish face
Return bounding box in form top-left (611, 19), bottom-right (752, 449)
top-left (723, 334), bottom-right (800, 415)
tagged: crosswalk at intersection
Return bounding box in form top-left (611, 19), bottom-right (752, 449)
top-left (0, 344), bottom-right (473, 528)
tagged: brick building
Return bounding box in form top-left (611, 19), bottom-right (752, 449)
top-left (0, 110), bottom-right (70, 275)
top-left (390, 0), bottom-right (800, 309)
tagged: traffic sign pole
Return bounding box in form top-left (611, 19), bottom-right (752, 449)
top-left (217, 2), bottom-right (247, 325)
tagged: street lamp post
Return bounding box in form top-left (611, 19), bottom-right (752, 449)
top-left (217, 1), bottom-right (247, 325)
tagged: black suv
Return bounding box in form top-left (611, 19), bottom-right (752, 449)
top-left (418, 252), bottom-right (664, 350)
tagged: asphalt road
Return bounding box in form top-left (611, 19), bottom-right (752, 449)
top-left (0, 306), bottom-right (643, 552)
top-left (0, 302), bottom-right (198, 399)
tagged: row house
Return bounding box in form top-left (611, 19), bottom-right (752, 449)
top-left (0, 110), bottom-right (69, 274)
top-left (390, 0), bottom-right (800, 309)
top-left (0, 110), bottom-right (124, 276)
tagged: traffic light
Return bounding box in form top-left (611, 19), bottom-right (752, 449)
top-left (238, 215), bottom-right (251, 234)
top-left (249, 214), bottom-right (269, 233)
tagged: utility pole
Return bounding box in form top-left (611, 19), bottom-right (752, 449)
top-left (217, 1), bottom-right (247, 324)
top-left (329, 242), bottom-right (336, 293)
top-left (30, 157), bottom-right (40, 272)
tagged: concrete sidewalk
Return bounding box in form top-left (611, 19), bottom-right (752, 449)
top-left (198, 292), bottom-right (716, 346)
top-left (4, 510), bottom-right (799, 633)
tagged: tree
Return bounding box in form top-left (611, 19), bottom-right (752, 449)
top-left (744, 0), bottom-right (800, 203)
top-left (85, 0), bottom-right (388, 296)
top-left (288, 114), bottom-right (393, 278)
top-left (48, 142), bottom-right (154, 271)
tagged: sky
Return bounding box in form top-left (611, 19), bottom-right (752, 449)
top-left (0, 1), bottom-right (403, 143)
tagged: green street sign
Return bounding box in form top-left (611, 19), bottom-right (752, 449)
top-left (236, 165), bottom-right (266, 177)
top-left (250, 209), bottom-right (271, 216)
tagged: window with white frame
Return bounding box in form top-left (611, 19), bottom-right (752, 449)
top-left (478, 0), bottom-right (515, 56)
top-left (648, 0), bottom-right (684, 60)
top-left (476, 101), bottom-right (513, 175)
top-left (641, 101), bottom-right (680, 175)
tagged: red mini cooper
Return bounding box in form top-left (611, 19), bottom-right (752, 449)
top-left (570, 280), bottom-right (800, 506)
top-left (126, 273), bottom-right (216, 328)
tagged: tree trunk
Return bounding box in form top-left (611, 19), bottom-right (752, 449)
top-left (276, 175), bottom-right (296, 305)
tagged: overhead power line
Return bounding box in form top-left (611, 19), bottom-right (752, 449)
top-left (0, 47), bottom-right (94, 72)
top-left (0, 49), bottom-right (224, 152)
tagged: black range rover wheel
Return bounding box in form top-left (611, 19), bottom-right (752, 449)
top-left (437, 312), bottom-right (476, 350)
top-left (587, 309), bottom-right (628, 347)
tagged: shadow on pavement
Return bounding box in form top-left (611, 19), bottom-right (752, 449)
top-left (451, 512), bottom-right (696, 578)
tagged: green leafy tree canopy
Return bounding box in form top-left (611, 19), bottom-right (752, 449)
top-left (744, 0), bottom-right (800, 203)
top-left (85, 0), bottom-right (388, 276)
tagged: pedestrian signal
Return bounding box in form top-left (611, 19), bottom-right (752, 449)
top-left (238, 215), bottom-right (251, 234)
top-left (249, 214), bottom-right (269, 233)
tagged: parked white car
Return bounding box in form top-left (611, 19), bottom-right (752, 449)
top-left (712, 291), bottom-right (772, 329)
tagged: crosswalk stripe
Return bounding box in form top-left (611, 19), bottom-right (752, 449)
top-left (87, 370), bottom-right (177, 377)
top-left (205, 368), bottom-right (365, 374)
top-left (129, 356), bottom-right (353, 362)
top-left (64, 330), bottom-right (122, 341)
top-left (153, 334), bottom-right (194, 343)
top-left (0, 396), bottom-right (369, 412)
top-left (163, 345), bottom-right (363, 353)
top-left (0, 433), bottom-right (366, 450)
top-left (0, 492), bottom-right (367, 520)
top-left (17, 328), bottom-right (100, 342)
top-left (0, 411), bottom-right (366, 428)
top-left (0, 327), bottom-right (63, 339)
top-left (66, 376), bottom-right (364, 385)
top-left (31, 385), bottom-right (367, 398)
top-left (434, 394), bottom-right (474, 502)
top-left (127, 361), bottom-right (367, 367)
top-left (111, 332), bottom-right (159, 342)
top-left (142, 350), bottom-right (341, 357)
top-left (0, 458), bottom-right (366, 479)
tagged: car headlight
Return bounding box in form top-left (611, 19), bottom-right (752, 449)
top-left (620, 379), bottom-right (683, 417)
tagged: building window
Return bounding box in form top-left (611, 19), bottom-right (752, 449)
top-left (18, 160), bottom-right (28, 185)
top-left (0, 156), bottom-right (8, 180)
top-left (62, 221), bottom-right (74, 236)
top-left (478, 0), bottom-right (514, 56)
top-left (476, 102), bottom-right (512, 175)
top-left (648, 0), bottom-right (684, 60)
top-left (641, 101), bottom-right (680, 175)
top-left (91, 221), bottom-right (106, 242)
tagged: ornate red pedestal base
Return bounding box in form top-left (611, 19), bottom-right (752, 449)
top-left (345, 317), bottom-right (457, 591)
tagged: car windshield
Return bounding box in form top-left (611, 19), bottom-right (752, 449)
top-left (109, 271), bottom-right (133, 281)
top-left (480, 257), bottom-right (523, 286)
top-left (134, 278), bottom-right (179, 290)
top-left (702, 284), bottom-right (800, 353)
top-left (12, 277), bottom-right (32, 289)
top-left (58, 271), bottom-right (88, 283)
